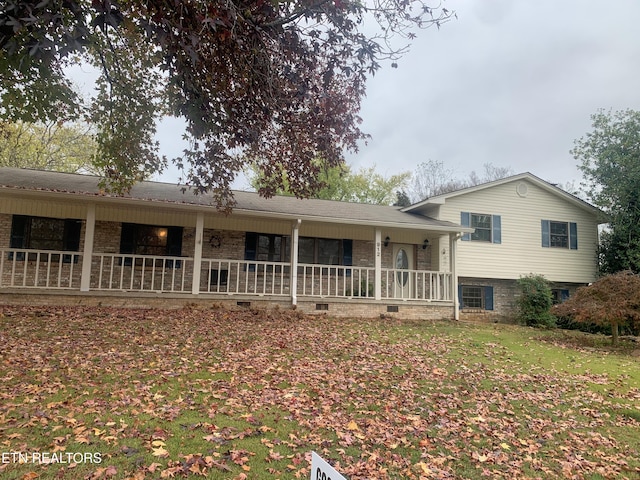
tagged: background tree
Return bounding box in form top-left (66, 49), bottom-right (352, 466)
top-left (248, 162), bottom-right (410, 205)
top-left (0, 120), bottom-right (96, 172)
top-left (393, 190), bottom-right (412, 207)
top-left (0, 0), bottom-right (454, 209)
top-left (572, 109), bottom-right (640, 274)
top-left (552, 271), bottom-right (640, 345)
top-left (409, 160), bottom-right (513, 202)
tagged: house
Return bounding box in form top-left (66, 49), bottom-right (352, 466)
top-left (0, 167), bottom-right (472, 319)
top-left (403, 172), bottom-right (604, 319)
top-left (0, 169), bottom-right (603, 320)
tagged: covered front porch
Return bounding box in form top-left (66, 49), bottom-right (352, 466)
top-left (0, 168), bottom-right (469, 318)
top-left (0, 222), bottom-right (459, 309)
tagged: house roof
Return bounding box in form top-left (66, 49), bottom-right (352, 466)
top-left (0, 168), bottom-right (469, 233)
top-left (402, 172), bottom-right (603, 217)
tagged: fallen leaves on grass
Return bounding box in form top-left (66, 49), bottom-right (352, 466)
top-left (0, 305), bottom-right (638, 479)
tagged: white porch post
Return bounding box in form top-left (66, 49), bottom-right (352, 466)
top-left (374, 229), bottom-right (382, 300)
top-left (80, 203), bottom-right (96, 292)
top-left (191, 212), bottom-right (204, 295)
top-left (450, 233), bottom-right (459, 320)
top-left (290, 219), bottom-right (301, 306)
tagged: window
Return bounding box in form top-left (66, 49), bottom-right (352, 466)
top-left (471, 214), bottom-right (492, 242)
top-left (244, 233), bottom-right (352, 267)
top-left (551, 289), bottom-right (570, 304)
top-left (120, 223), bottom-right (183, 266)
top-left (10, 215), bottom-right (81, 261)
top-left (245, 233), bottom-right (291, 264)
top-left (461, 212), bottom-right (501, 244)
top-left (541, 220), bottom-right (577, 249)
top-left (459, 285), bottom-right (494, 310)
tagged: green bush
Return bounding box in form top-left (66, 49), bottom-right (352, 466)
top-left (517, 274), bottom-right (556, 328)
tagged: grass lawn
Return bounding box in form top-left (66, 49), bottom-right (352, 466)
top-left (0, 305), bottom-right (638, 479)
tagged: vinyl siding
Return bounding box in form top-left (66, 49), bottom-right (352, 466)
top-left (437, 180), bottom-right (599, 283)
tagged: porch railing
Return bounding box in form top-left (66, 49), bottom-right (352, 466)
top-left (200, 259), bottom-right (290, 296)
top-left (0, 248), bottom-right (82, 289)
top-left (0, 249), bottom-right (453, 302)
top-left (91, 253), bottom-right (193, 292)
top-left (382, 268), bottom-right (453, 301)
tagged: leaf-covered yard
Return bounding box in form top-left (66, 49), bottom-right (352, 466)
top-left (0, 305), bottom-right (638, 479)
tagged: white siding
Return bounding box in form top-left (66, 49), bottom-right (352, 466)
top-left (438, 180), bottom-right (599, 283)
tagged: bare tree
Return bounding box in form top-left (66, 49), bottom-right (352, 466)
top-left (409, 161), bottom-right (513, 202)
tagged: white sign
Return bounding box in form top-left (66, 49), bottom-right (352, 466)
top-left (310, 452), bottom-right (347, 480)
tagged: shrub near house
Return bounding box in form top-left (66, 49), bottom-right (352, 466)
top-left (552, 271), bottom-right (640, 344)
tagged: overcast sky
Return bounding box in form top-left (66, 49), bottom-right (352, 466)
top-left (155, 0), bottom-right (640, 191)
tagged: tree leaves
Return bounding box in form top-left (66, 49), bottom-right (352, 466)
top-left (0, 305), bottom-right (638, 479)
top-left (1, 0), bottom-right (455, 208)
top-left (572, 108), bottom-right (640, 273)
top-left (553, 271), bottom-right (640, 345)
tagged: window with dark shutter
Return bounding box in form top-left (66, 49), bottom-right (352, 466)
top-left (461, 212), bottom-right (501, 244)
top-left (119, 223), bottom-right (184, 267)
top-left (9, 215), bottom-right (81, 262)
top-left (542, 220), bottom-right (577, 250)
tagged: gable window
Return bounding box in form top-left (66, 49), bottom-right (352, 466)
top-left (461, 212), bottom-right (501, 244)
top-left (10, 215), bottom-right (81, 261)
top-left (458, 285), bottom-right (494, 311)
top-left (541, 220), bottom-right (577, 249)
top-left (120, 224), bottom-right (183, 265)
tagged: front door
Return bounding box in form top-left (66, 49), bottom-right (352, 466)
top-left (393, 244), bottom-right (414, 299)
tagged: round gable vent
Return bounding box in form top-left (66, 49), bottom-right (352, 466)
top-left (516, 182), bottom-right (528, 197)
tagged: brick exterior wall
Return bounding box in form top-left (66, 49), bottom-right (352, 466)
top-left (459, 277), bottom-right (587, 322)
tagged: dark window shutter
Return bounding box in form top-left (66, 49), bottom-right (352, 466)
top-left (10, 215), bottom-right (28, 248)
top-left (541, 220), bottom-right (550, 247)
top-left (63, 220), bottom-right (82, 251)
top-left (492, 215), bottom-right (501, 244)
top-left (167, 227), bottom-right (183, 256)
top-left (569, 222), bottom-right (578, 250)
top-left (343, 239), bottom-right (353, 277)
top-left (484, 286), bottom-right (494, 311)
top-left (120, 223), bottom-right (136, 254)
top-left (461, 212), bottom-right (471, 241)
top-left (458, 284), bottom-right (464, 309)
top-left (244, 232), bottom-right (257, 271)
top-left (244, 232), bottom-right (257, 260)
top-left (342, 239), bottom-right (352, 266)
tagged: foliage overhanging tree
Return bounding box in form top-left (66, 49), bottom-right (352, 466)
top-left (0, 0), bottom-right (454, 210)
top-left (572, 109), bottom-right (640, 273)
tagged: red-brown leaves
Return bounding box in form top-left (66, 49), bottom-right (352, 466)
top-left (553, 271), bottom-right (640, 344)
top-left (0, 305), bottom-right (638, 479)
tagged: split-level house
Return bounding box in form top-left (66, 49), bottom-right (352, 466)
top-left (404, 172), bottom-right (604, 319)
top-left (0, 168), bottom-right (603, 320)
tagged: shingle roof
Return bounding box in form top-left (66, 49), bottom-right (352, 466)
top-left (0, 168), bottom-right (467, 232)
